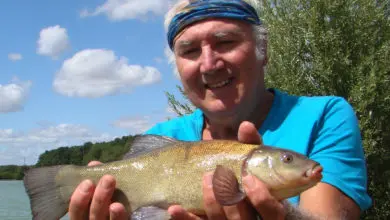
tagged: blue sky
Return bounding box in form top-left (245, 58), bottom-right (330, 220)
top-left (0, 0), bottom-right (183, 165)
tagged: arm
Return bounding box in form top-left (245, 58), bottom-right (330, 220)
top-left (296, 97), bottom-right (371, 219)
top-left (298, 183), bottom-right (360, 220)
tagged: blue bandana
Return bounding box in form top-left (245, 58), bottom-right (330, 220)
top-left (167, 0), bottom-right (261, 50)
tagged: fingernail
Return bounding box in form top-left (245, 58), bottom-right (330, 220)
top-left (80, 180), bottom-right (92, 193)
top-left (243, 175), bottom-right (255, 189)
top-left (203, 173), bottom-right (213, 188)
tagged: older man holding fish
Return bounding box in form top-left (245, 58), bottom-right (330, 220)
top-left (56, 0), bottom-right (372, 219)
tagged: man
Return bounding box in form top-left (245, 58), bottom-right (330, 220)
top-left (68, 0), bottom-right (372, 219)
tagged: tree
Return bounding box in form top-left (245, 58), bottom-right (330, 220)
top-left (165, 85), bottom-right (195, 117)
top-left (166, 0), bottom-right (390, 218)
top-left (258, 0), bottom-right (389, 218)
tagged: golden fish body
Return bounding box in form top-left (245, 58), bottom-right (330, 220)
top-left (56, 140), bottom-right (257, 214)
top-left (24, 135), bottom-right (322, 220)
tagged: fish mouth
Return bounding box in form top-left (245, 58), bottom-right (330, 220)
top-left (204, 77), bottom-right (234, 89)
top-left (304, 164), bottom-right (323, 181)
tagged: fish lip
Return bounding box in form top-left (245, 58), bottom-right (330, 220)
top-left (304, 163), bottom-right (323, 181)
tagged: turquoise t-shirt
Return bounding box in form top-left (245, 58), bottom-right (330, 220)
top-left (145, 89), bottom-right (372, 211)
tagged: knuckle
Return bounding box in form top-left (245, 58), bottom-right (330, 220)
top-left (93, 195), bottom-right (107, 206)
top-left (88, 160), bottom-right (103, 166)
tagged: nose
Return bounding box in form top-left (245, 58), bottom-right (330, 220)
top-left (199, 46), bottom-right (224, 74)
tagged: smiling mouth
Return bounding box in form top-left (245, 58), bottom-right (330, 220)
top-left (205, 77), bottom-right (234, 89)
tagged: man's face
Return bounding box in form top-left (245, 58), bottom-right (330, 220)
top-left (173, 18), bottom-right (266, 119)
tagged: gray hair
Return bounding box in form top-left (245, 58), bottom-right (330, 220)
top-left (164, 0), bottom-right (268, 76)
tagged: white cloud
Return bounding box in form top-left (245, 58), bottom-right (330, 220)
top-left (0, 79), bottom-right (32, 113)
top-left (53, 49), bottom-right (161, 98)
top-left (80, 0), bottom-right (173, 21)
top-left (0, 124), bottom-right (115, 165)
top-left (37, 25), bottom-right (70, 59)
top-left (112, 116), bottom-right (151, 134)
top-left (8, 53), bottom-right (22, 61)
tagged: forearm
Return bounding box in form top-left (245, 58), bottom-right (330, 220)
top-left (283, 201), bottom-right (349, 220)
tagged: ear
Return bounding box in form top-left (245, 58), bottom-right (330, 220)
top-left (260, 33), bottom-right (268, 64)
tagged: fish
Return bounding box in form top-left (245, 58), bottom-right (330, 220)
top-left (23, 134), bottom-right (323, 220)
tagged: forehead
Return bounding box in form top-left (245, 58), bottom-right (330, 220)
top-left (174, 18), bottom-right (253, 42)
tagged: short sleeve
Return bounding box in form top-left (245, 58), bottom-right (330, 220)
top-left (143, 109), bottom-right (204, 141)
top-left (309, 97), bottom-right (372, 211)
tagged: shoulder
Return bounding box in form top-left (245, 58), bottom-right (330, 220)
top-left (274, 89), bottom-right (356, 125)
top-left (277, 89), bottom-right (352, 114)
top-left (275, 91), bottom-right (372, 211)
top-left (144, 109), bottom-right (203, 141)
top-left (266, 89), bottom-right (356, 137)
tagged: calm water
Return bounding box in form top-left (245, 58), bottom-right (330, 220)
top-left (0, 180), bottom-right (69, 220)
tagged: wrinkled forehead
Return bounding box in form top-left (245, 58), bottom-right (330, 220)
top-left (167, 0), bottom-right (261, 50)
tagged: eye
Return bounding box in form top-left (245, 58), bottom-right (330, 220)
top-left (281, 153), bottom-right (294, 164)
top-left (219, 40), bottom-right (234, 44)
top-left (179, 48), bottom-right (199, 56)
top-left (217, 40), bottom-right (236, 48)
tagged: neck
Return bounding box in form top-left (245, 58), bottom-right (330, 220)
top-left (202, 89), bottom-right (274, 140)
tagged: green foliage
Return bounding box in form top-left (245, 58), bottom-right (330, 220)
top-left (166, 0), bottom-right (390, 218)
top-left (0, 165), bottom-right (30, 180)
top-left (82, 136), bottom-right (133, 164)
top-left (165, 85), bottom-right (195, 117)
top-left (257, 0), bottom-right (390, 218)
top-left (36, 135), bottom-right (134, 166)
top-left (1, 136), bottom-right (135, 180)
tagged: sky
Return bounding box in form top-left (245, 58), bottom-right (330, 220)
top-left (0, 0), bottom-right (184, 165)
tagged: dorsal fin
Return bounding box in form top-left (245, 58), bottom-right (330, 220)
top-left (122, 135), bottom-right (180, 159)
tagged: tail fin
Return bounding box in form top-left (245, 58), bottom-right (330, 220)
top-left (23, 165), bottom-right (69, 220)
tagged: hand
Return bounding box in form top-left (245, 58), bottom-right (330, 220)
top-left (168, 121), bottom-right (287, 220)
top-left (68, 161), bottom-right (128, 220)
top-left (238, 121), bottom-right (286, 219)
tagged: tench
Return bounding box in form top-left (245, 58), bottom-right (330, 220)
top-left (23, 134), bottom-right (323, 220)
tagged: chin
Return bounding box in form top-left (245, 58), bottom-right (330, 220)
top-left (204, 103), bottom-right (241, 119)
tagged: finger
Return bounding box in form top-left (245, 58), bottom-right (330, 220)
top-left (168, 205), bottom-right (202, 220)
top-left (242, 175), bottom-right (285, 220)
top-left (202, 172), bottom-right (226, 220)
top-left (69, 179), bottom-right (95, 220)
top-left (109, 202), bottom-right (127, 220)
top-left (89, 175), bottom-right (117, 220)
top-left (237, 121), bottom-right (263, 145)
top-left (223, 202), bottom-right (257, 220)
top-left (88, 161), bottom-right (103, 166)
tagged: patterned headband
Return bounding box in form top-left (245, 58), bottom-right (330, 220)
top-left (167, 0), bottom-right (261, 50)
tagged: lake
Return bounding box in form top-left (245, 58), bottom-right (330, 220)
top-left (0, 180), bottom-right (69, 220)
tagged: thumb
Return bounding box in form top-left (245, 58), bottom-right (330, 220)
top-left (237, 121), bottom-right (263, 145)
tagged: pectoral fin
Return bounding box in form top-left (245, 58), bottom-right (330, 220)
top-left (212, 165), bottom-right (246, 206)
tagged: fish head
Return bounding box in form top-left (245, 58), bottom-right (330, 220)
top-left (244, 146), bottom-right (322, 200)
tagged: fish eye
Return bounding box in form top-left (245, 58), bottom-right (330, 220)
top-left (281, 153), bottom-right (294, 163)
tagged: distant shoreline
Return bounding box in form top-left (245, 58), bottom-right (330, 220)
top-left (0, 135), bottom-right (132, 180)
top-left (0, 165), bottom-right (31, 180)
